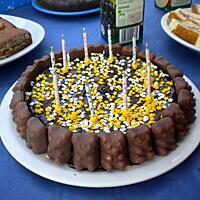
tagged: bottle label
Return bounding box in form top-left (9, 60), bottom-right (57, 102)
top-left (171, 0), bottom-right (191, 7)
top-left (116, 0), bottom-right (144, 28)
top-left (155, 0), bottom-right (169, 8)
top-left (119, 25), bottom-right (140, 44)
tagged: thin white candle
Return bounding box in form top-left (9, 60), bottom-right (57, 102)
top-left (83, 27), bottom-right (90, 65)
top-left (145, 43), bottom-right (151, 96)
top-left (122, 72), bottom-right (128, 110)
top-left (52, 70), bottom-right (60, 107)
top-left (61, 34), bottom-right (67, 70)
top-left (107, 24), bottom-right (114, 63)
top-left (50, 47), bottom-right (60, 108)
top-left (85, 83), bottom-right (95, 116)
top-left (132, 35), bottom-right (136, 63)
top-left (67, 53), bottom-right (70, 62)
top-left (50, 46), bottom-right (55, 69)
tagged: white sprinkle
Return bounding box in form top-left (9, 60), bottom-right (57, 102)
top-left (104, 127), bottom-right (110, 133)
top-left (143, 116), bottom-right (149, 122)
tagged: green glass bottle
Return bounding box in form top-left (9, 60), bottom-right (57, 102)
top-left (155, 0), bottom-right (192, 12)
top-left (100, 0), bottom-right (145, 45)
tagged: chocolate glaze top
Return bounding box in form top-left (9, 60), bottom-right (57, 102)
top-left (26, 53), bottom-right (175, 134)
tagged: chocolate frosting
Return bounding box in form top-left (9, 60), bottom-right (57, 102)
top-left (152, 117), bottom-right (176, 156)
top-left (10, 90), bottom-right (24, 110)
top-left (161, 103), bottom-right (188, 140)
top-left (72, 133), bottom-right (99, 171)
top-left (47, 125), bottom-right (72, 164)
top-left (27, 117), bottom-right (48, 154)
top-left (153, 56), bottom-right (171, 72)
top-left (13, 102), bottom-right (31, 139)
top-left (100, 131), bottom-right (127, 171)
top-left (126, 125), bottom-right (154, 164)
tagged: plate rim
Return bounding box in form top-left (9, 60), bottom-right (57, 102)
top-left (0, 14), bottom-right (45, 66)
top-left (0, 76), bottom-right (200, 188)
top-left (31, 0), bottom-right (100, 16)
top-left (160, 8), bottom-right (200, 53)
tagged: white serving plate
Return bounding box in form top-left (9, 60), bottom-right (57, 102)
top-left (161, 8), bottom-right (200, 53)
top-left (0, 77), bottom-right (199, 188)
top-left (0, 15), bottom-right (45, 66)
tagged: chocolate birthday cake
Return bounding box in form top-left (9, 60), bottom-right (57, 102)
top-left (37, 0), bottom-right (100, 12)
top-left (10, 43), bottom-right (196, 171)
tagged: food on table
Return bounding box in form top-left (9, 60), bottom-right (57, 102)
top-left (26, 117), bottom-right (48, 154)
top-left (100, 131), bottom-right (127, 171)
top-left (168, 7), bottom-right (200, 48)
top-left (126, 125), bottom-right (154, 164)
top-left (192, 4), bottom-right (200, 14)
top-left (37, 0), bottom-right (100, 12)
top-left (72, 132), bottom-right (99, 171)
top-left (152, 117), bottom-right (176, 156)
top-left (168, 7), bottom-right (200, 22)
top-left (47, 125), bottom-right (72, 165)
top-left (10, 41), bottom-right (196, 171)
top-left (162, 103), bottom-right (188, 140)
top-left (0, 17), bottom-right (32, 60)
top-left (169, 18), bottom-right (200, 47)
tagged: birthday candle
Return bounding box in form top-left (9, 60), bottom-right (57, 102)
top-left (83, 27), bottom-right (89, 60)
top-left (50, 47), bottom-right (60, 107)
top-left (132, 35), bottom-right (136, 63)
top-left (61, 34), bottom-right (67, 69)
top-left (85, 83), bottom-right (95, 116)
top-left (100, 50), bottom-right (105, 62)
top-left (52, 70), bottom-right (60, 107)
top-left (107, 24), bottom-right (113, 59)
top-left (67, 53), bottom-right (70, 62)
top-left (122, 72), bottom-right (128, 110)
top-left (145, 43), bottom-right (151, 96)
top-left (50, 46), bottom-right (55, 69)
top-left (66, 53), bottom-right (71, 68)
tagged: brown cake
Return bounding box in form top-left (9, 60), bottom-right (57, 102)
top-left (0, 17), bottom-right (32, 60)
top-left (37, 0), bottom-right (100, 12)
top-left (10, 43), bottom-right (196, 171)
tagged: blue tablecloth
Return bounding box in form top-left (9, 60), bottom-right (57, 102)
top-left (0, 1), bottom-right (200, 199)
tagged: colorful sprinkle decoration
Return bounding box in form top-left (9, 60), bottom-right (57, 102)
top-left (28, 50), bottom-right (174, 134)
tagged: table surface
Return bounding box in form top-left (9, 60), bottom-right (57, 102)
top-left (0, 1), bottom-right (200, 200)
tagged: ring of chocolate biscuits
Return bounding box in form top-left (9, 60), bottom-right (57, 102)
top-left (10, 44), bottom-right (196, 171)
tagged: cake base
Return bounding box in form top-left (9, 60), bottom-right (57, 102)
top-left (1, 78), bottom-right (199, 187)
